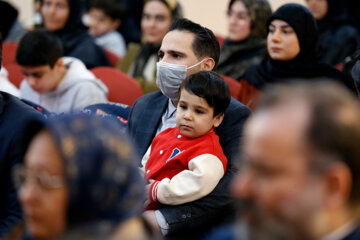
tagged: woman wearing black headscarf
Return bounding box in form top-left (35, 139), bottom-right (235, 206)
top-left (117, 0), bottom-right (182, 94)
top-left (237, 3), bottom-right (355, 109)
top-left (216, 0), bottom-right (272, 80)
top-left (41, 0), bottom-right (110, 69)
top-left (306, 0), bottom-right (360, 66)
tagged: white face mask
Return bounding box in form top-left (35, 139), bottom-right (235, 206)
top-left (156, 59), bottom-right (206, 100)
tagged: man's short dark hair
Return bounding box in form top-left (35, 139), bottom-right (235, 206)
top-left (168, 18), bottom-right (220, 69)
top-left (16, 29), bottom-right (63, 68)
top-left (257, 80), bottom-right (360, 206)
top-left (90, 0), bottom-right (125, 20)
top-left (179, 71), bottom-right (230, 116)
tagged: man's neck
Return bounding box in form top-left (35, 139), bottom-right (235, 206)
top-left (316, 207), bottom-right (359, 240)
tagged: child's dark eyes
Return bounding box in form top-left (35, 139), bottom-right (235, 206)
top-left (195, 109), bottom-right (204, 114)
top-left (179, 105), bottom-right (187, 110)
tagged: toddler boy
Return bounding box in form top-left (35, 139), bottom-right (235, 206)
top-left (142, 71), bottom-right (231, 209)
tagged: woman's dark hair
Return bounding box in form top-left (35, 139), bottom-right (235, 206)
top-left (145, 0), bottom-right (183, 21)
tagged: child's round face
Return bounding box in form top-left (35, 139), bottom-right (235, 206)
top-left (88, 8), bottom-right (120, 37)
top-left (176, 89), bottom-right (224, 138)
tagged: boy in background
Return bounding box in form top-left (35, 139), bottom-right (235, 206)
top-left (17, 29), bottom-right (108, 114)
top-left (88, 0), bottom-right (127, 58)
top-left (141, 71), bottom-right (230, 210)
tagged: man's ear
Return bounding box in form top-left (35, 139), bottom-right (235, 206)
top-left (201, 57), bottom-right (215, 71)
top-left (213, 113), bottom-right (224, 128)
top-left (55, 58), bottom-right (64, 67)
top-left (323, 162), bottom-right (352, 209)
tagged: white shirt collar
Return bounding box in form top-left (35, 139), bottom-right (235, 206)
top-left (156, 99), bottom-right (177, 135)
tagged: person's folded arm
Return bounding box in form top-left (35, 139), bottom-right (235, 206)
top-left (149, 154), bottom-right (225, 205)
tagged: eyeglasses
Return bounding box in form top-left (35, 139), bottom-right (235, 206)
top-left (227, 9), bottom-right (250, 22)
top-left (13, 165), bottom-right (65, 192)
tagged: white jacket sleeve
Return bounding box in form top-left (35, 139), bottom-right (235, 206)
top-left (140, 145), bottom-right (152, 175)
top-left (150, 154), bottom-right (225, 205)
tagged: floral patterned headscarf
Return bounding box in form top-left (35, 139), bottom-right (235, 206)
top-left (42, 114), bottom-right (145, 227)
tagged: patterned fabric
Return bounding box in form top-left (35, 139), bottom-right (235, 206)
top-left (43, 115), bottom-right (145, 228)
top-left (81, 102), bottom-right (131, 127)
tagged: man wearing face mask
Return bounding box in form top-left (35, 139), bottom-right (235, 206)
top-left (127, 18), bottom-right (251, 239)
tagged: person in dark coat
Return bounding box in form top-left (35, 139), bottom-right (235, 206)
top-left (127, 18), bottom-right (251, 239)
top-left (0, 92), bottom-right (43, 238)
top-left (217, 0), bottom-right (272, 80)
top-left (117, 0), bottom-right (182, 94)
top-left (306, 0), bottom-right (360, 66)
top-left (0, 32), bottom-right (43, 236)
top-left (40, 0), bottom-right (110, 69)
top-left (238, 3), bottom-right (355, 109)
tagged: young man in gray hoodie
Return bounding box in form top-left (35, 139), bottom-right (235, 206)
top-left (17, 29), bottom-right (108, 114)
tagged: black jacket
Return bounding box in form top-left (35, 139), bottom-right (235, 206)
top-left (0, 92), bottom-right (43, 237)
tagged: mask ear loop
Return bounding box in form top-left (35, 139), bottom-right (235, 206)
top-left (187, 58), bottom-right (207, 70)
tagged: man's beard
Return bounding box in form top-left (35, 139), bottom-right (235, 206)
top-left (233, 199), bottom-right (316, 240)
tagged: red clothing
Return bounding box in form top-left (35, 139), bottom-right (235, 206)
top-left (144, 128), bottom-right (227, 209)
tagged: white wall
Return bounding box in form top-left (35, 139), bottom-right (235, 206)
top-left (5, 0), bottom-right (33, 27)
top-left (177, 0), bottom-right (306, 36)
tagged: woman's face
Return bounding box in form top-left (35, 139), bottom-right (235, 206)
top-left (267, 19), bottom-right (300, 61)
top-left (227, 0), bottom-right (251, 42)
top-left (141, 0), bottom-right (172, 44)
top-left (19, 130), bottom-right (67, 239)
top-left (306, 0), bottom-right (328, 20)
top-left (41, 0), bottom-right (70, 31)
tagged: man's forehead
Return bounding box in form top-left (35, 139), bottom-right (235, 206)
top-left (160, 30), bottom-right (195, 53)
top-left (21, 65), bottom-right (49, 73)
top-left (245, 102), bottom-right (310, 157)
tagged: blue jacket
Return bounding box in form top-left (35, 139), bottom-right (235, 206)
top-left (0, 92), bottom-right (43, 237)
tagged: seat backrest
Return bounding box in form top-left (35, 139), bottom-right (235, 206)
top-left (216, 34), bottom-right (225, 47)
top-left (104, 49), bottom-right (121, 67)
top-left (220, 74), bottom-right (241, 100)
top-left (91, 67), bottom-right (143, 106)
top-left (6, 64), bottom-right (24, 88)
top-left (3, 42), bottom-right (18, 67)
